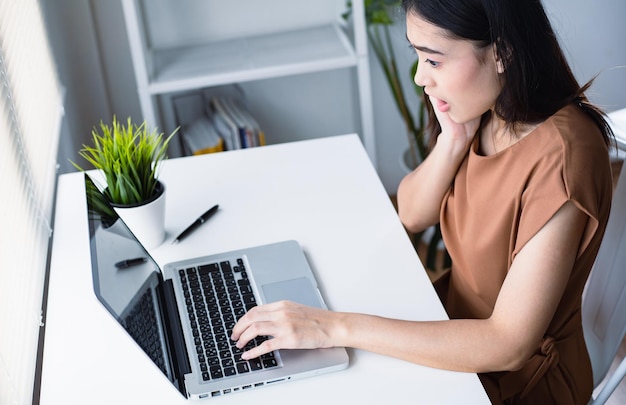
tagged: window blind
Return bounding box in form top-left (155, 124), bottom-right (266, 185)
top-left (0, 1), bottom-right (62, 404)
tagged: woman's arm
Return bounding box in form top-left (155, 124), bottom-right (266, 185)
top-left (397, 132), bottom-right (472, 232)
top-left (397, 97), bottom-right (480, 233)
top-left (231, 201), bottom-right (587, 373)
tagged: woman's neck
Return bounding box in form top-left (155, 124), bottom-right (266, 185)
top-left (479, 113), bottom-right (539, 156)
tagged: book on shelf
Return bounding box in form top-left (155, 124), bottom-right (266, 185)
top-left (208, 97), bottom-right (265, 150)
top-left (209, 97), bottom-right (242, 151)
top-left (228, 98), bottom-right (265, 147)
top-left (221, 98), bottom-right (255, 148)
top-left (173, 92), bottom-right (222, 155)
top-left (180, 116), bottom-right (224, 155)
top-left (172, 86), bottom-right (265, 156)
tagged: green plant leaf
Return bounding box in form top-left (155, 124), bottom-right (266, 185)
top-left (71, 116), bottom-right (177, 205)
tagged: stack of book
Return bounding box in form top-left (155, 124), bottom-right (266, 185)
top-left (208, 97), bottom-right (265, 151)
top-left (174, 91), bottom-right (265, 156)
top-left (180, 116), bottom-right (225, 155)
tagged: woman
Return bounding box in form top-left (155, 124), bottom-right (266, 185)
top-left (232, 1), bottom-right (615, 403)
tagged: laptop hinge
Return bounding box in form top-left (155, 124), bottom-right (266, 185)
top-left (158, 279), bottom-right (191, 396)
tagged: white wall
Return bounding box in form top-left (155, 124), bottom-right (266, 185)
top-left (544, 0), bottom-right (626, 111)
top-left (46, 0), bottom-right (626, 193)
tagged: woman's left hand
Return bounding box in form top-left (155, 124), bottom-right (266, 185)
top-left (231, 300), bottom-right (336, 360)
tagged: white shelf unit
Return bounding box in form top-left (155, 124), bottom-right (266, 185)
top-left (120, 0), bottom-right (376, 166)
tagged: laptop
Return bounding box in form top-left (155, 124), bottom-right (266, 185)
top-left (84, 173), bottom-right (349, 399)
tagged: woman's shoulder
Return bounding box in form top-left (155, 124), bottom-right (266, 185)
top-left (527, 104), bottom-right (610, 167)
top-left (541, 103), bottom-right (612, 198)
top-left (505, 103), bottom-right (612, 201)
top-left (545, 104), bottom-right (607, 150)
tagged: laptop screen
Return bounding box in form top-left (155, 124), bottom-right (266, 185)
top-left (84, 174), bottom-right (177, 383)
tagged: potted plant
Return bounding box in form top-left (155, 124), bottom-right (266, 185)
top-left (73, 117), bottom-right (177, 248)
top-left (344, 0), bottom-right (450, 273)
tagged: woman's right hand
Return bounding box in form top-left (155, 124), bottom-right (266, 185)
top-left (397, 96), bottom-right (481, 233)
top-left (428, 95), bottom-right (481, 152)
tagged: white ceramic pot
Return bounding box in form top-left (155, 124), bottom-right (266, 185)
top-left (111, 182), bottom-right (166, 249)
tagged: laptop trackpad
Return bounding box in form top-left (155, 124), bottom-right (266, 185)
top-left (261, 277), bottom-right (323, 308)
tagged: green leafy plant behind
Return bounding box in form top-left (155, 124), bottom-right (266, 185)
top-left (344, 0), bottom-right (427, 167)
top-left (72, 117), bottom-right (176, 205)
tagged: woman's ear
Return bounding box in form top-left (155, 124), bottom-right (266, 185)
top-left (493, 40), bottom-right (511, 74)
top-left (496, 58), bottom-right (505, 74)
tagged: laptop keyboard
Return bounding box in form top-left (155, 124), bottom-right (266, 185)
top-left (179, 258), bottom-right (279, 382)
top-left (123, 288), bottom-right (168, 375)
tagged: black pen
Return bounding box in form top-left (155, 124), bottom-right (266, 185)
top-left (115, 257), bottom-right (147, 269)
top-left (171, 204), bottom-right (219, 244)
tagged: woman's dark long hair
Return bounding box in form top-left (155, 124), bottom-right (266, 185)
top-left (402, 0), bottom-right (615, 149)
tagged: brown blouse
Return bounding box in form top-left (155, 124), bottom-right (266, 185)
top-left (438, 104), bottom-right (613, 404)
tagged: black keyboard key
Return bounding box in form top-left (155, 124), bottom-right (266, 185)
top-left (198, 263), bottom-right (219, 275)
top-left (210, 366), bottom-right (223, 379)
top-left (220, 261), bottom-right (232, 273)
top-left (204, 340), bottom-right (216, 351)
top-left (262, 358), bottom-right (278, 369)
top-left (237, 362), bottom-right (250, 374)
top-left (206, 347), bottom-right (218, 358)
top-left (232, 299), bottom-right (243, 309)
top-left (249, 359), bottom-right (263, 371)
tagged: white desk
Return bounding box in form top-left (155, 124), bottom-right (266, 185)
top-left (40, 134), bottom-right (489, 404)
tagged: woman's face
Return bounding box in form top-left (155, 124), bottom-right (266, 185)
top-left (406, 12), bottom-right (503, 124)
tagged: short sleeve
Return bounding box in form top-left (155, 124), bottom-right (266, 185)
top-left (513, 118), bottom-right (610, 259)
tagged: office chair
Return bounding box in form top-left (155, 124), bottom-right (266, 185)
top-left (582, 159), bottom-right (626, 405)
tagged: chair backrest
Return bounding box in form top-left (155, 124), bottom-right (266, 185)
top-left (582, 159), bottom-right (626, 388)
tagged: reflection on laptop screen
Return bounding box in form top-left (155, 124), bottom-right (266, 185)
top-left (85, 174), bottom-right (177, 386)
